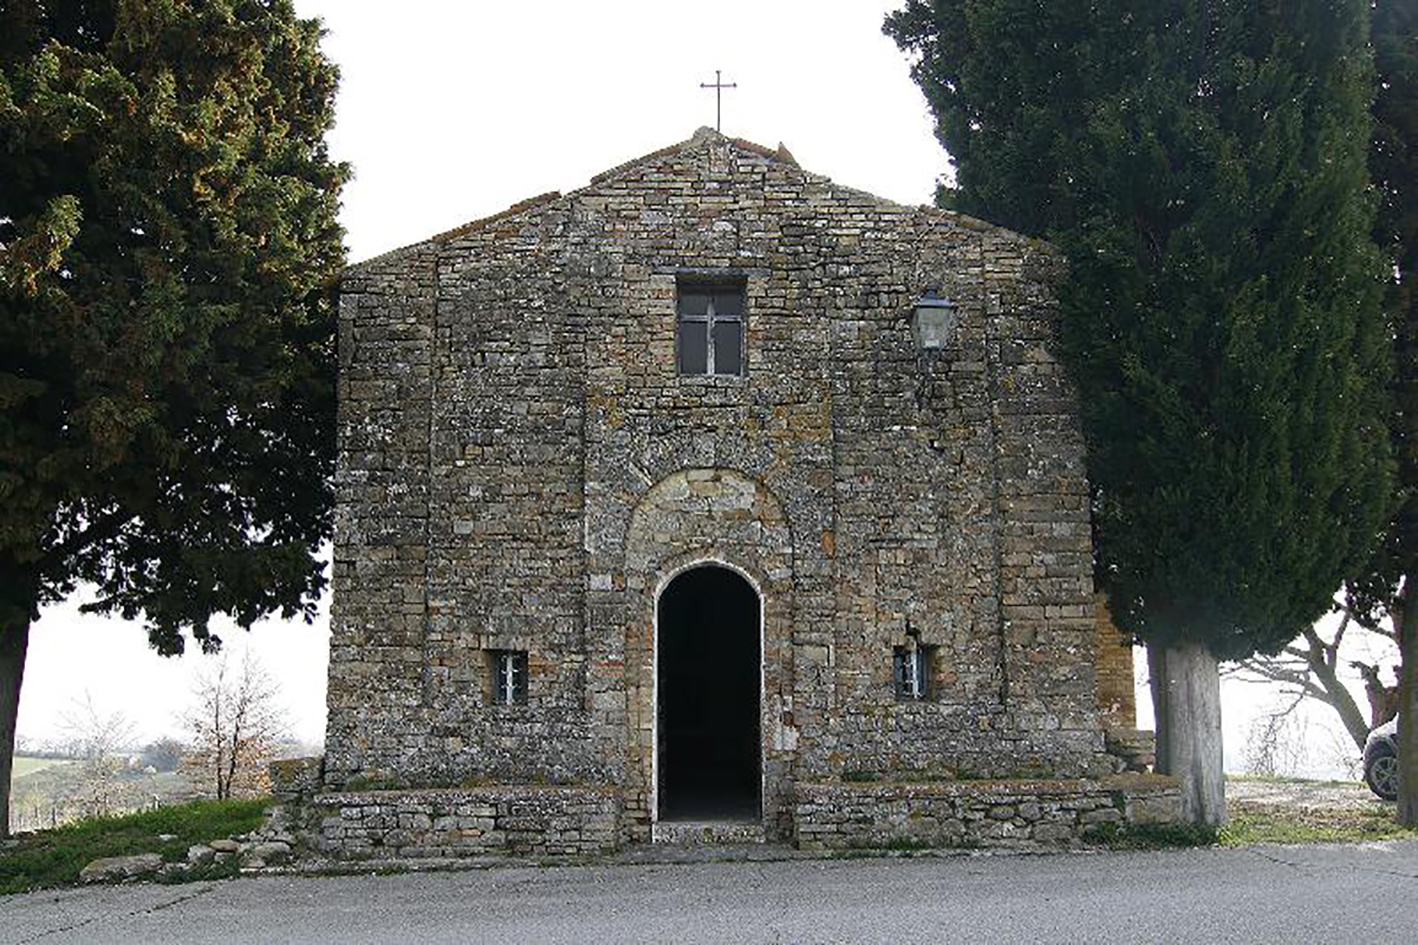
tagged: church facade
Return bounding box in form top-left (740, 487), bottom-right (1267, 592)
top-left (311, 128), bottom-right (1175, 856)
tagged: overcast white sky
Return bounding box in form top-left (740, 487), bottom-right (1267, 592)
top-left (19, 0), bottom-right (947, 749)
top-left (309, 0), bottom-right (950, 264)
top-left (16, 2), bottom-right (1394, 777)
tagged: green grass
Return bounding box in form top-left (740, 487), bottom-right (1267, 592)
top-left (1085, 805), bottom-right (1418, 850)
top-left (1225, 773), bottom-right (1358, 788)
top-left (10, 756), bottom-right (70, 779)
top-left (1219, 805), bottom-right (1418, 847)
top-left (0, 797), bottom-right (272, 895)
top-left (8, 761), bottom-right (197, 835)
top-left (1083, 821), bottom-right (1221, 850)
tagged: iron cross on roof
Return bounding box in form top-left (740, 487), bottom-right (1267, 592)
top-left (700, 69), bottom-right (737, 132)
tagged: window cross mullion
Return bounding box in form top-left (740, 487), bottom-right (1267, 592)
top-left (676, 283), bottom-right (743, 377)
top-left (706, 295), bottom-right (718, 375)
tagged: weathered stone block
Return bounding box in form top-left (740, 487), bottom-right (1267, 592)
top-left (80, 854), bottom-right (162, 884)
top-left (1080, 808), bottom-right (1124, 825)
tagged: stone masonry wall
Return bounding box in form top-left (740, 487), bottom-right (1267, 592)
top-left (795, 774), bottom-right (1180, 850)
top-left (327, 245), bottom-right (437, 784)
top-left (313, 787), bottom-right (619, 859)
top-left (1095, 594), bottom-right (1138, 729)
top-left (325, 128), bottom-right (1112, 843)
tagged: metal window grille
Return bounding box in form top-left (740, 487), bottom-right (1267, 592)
top-left (493, 651), bottom-right (528, 706)
top-left (677, 285), bottom-right (744, 376)
top-left (893, 646), bottom-right (930, 700)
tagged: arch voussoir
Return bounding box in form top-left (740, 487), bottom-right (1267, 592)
top-left (624, 468), bottom-right (795, 840)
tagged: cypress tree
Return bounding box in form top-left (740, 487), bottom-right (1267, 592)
top-left (887, 0), bottom-right (1392, 821)
top-left (1346, 0), bottom-right (1418, 825)
top-left (0, 0), bottom-right (346, 837)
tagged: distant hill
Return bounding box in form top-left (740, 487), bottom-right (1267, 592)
top-left (8, 754), bottom-right (197, 833)
top-left (11, 757), bottom-right (70, 780)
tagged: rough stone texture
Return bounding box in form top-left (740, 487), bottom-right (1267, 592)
top-left (270, 756), bottom-right (324, 801)
top-left (312, 787), bottom-right (619, 859)
top-left (794, 775), bottom-right (1181, 850)
top-left (78, 853), bottom-right (163, 884)
top-left (1105, 728), bottom-right (1158, 773)
top-left (323, 127), bottom-right (1136, 852)
top-left (650, 821), bottom-right (766, 845)
top-left (240, 841), bottom-right (292, 869)
top-left (1095, 596), bottom-right (1154, 774)
top-left (1095, 595), bottom-right (1137, 729)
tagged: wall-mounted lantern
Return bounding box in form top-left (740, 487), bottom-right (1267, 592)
top-left (913, 290), bottom-right (958, 350)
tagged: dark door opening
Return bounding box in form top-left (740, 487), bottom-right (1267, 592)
top-left (657, 564), bottom-right (761, 822)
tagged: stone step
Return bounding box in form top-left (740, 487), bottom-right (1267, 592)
top-left (652, 821), bottom-right (766, 845)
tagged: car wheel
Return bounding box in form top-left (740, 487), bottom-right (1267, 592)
top-left (1364, 744), bottom-right (1399, 801)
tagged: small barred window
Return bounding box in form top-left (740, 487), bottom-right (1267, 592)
top-left (893, 646), bottom-right (933, 701)
top-left (490, 650), bottom-right (528, 706)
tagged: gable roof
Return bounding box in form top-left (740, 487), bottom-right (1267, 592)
top-left (346, 128), bottom-right (813, 274)
top-left (342, 127), bottom-right (1042, 279)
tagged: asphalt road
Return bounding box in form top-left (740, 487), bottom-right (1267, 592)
top-left (3, 840), bottom-right (1415, 944)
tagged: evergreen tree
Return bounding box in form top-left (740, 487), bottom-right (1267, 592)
top-left (887, 0), bottom-right (1392, 821)
top-left (0, 0), bottom-right (346, 837)
top-left (1346, 0), bottom-right (1418, 825)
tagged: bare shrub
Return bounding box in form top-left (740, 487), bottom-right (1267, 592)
top-left (179, 652), bottom-right (288, 799)
top-left (58, 693), bottom-right (137, 818)
top-left (1243, 702), bottom-right (1311, 778)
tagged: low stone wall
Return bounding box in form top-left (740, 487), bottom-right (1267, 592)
top-left (306, 776), bottom-right (1178, 858)
top-left (269, 756), bottom-right (324, 801)
top-left (1104, 728), bottom-right (1158, 773)
top-left (794, 774), bottom-right (1180, 850)
top-left (311, 786), bottom-right (621, 859)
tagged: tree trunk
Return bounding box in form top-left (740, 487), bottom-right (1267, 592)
top-left (0, 619), bottom-right (31, 839)
top-left (1301, 628), bottom-right (1374, 751)
top-left (1149, 641), bottom-right (1227, 825)
top-left (1398, 594), bottom-right (1417, 826)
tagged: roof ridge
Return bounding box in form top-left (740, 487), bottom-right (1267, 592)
top-left (727, 136), bottom-right (798, 168)
top-left (589, 127), bottom-right (799, 185)
top-left (590, 140), bottom-right (692, 185)
top-left (428, 190), bottom-right (563, 244)
top-left (345, 130), bottom-right (1039, 275)
top-left (345, 190), bottom-right (564, 273)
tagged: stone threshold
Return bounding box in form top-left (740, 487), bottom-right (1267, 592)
top-left (651, 821), bottom-right (766, 845)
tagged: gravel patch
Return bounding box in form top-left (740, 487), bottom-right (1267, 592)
top-left (1225, 776), bottom-right (1390, 812)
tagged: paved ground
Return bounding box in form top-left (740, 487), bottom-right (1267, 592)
top-left (3, 839), bottom-right (1415, 944)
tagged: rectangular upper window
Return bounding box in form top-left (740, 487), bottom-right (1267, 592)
top-left (678, 282), bottom-right (744, 376)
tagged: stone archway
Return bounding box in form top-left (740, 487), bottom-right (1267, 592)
top-left (623, 468), bottom-right (795, 839)
top-left (655, 562), bottom-right (762, 822)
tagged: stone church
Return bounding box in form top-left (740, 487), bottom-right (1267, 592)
top-left (305, 128), bottom-right (1175, 857)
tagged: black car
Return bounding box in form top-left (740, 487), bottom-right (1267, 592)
top-left (1363, 718), bottom-right (1400, 800)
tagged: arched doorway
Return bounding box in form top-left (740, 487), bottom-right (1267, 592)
top-left (656, 563), bottom-right (762, 822)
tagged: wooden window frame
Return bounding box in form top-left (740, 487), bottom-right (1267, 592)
top-left (676, 281), bottom-right (745, 377)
